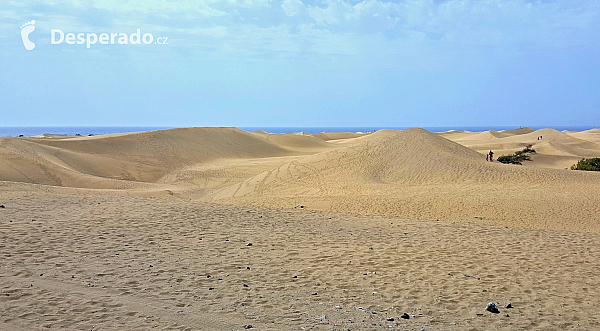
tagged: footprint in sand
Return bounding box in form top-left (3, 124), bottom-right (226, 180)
top-left (20, 20), bottom-right (36, 51)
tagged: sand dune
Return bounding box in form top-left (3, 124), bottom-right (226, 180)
top-left (0, 127), bottom-right (289, 188)
top-left (216, 129), bottom-right (486, 194)
top-left (249, 132), bottom-right (333, 153)
top-left (567, 129), bottom-right (600, 144)
top-left (215, 128), bottom-right (596, 192)
top-left (563, 129), bottom-right (600, 149)
top-left (212, 128), bottom-right (600, 232)
top-left (500, 127), bottom-right (535, 135)
top-left (313, 131), bottom-right (371, 141)
top-left (437, 127), bottom-right (532, 140)
top-left (2, 127), bottom-right (600, 232)
top-left (442, 128), bottom-right (600, 169)
top-left (2, 127), bottom-right (600, 330)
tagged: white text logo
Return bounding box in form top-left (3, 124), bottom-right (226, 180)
top-left (51, 29), bottom-right (168, 48)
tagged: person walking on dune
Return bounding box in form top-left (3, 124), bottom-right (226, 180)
top-left (488, 150), bottom-right (494, 162)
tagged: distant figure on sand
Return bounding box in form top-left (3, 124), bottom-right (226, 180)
top-left (488, 150), bottom-right (494, 162)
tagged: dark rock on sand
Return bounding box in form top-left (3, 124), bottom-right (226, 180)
top-left (486, 302), bottom-right (500, 314)
top-left (401, 313), bottom-right (410, 319)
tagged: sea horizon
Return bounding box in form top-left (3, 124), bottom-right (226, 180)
top-left (0, 126), bottom-right (598, 137)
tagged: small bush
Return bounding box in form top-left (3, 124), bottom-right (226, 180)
top-left (497, 145), bottom-right (536, 165)
top-left (497, 154), bottom-right (529, 165)
top-left (571, 158), bottom-right (600, 171)
top-left (515, 145), bottom-right (536, 155)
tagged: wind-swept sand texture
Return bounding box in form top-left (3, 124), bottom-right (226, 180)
top-left (0, 128), bottom-right (289, 189)
top-left (249, 132), bottom-right (333, 153)
top-left (313, 131), bottom-right (372, 141)
top-left (1, 189), bottom-right (599, 330)
top-left (1, 127), bottom-right (600, 330)
top-left (213, 128), bottom-right (600, 233)
top-left (442, 128), bottom-right (600, 171)
top-left (567, 129), bottom-right (600, 144)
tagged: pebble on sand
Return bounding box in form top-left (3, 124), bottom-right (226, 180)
top-left (486, 302), bottom-right (500, 314)
top-left (401, 313), bottom-right (410, 319)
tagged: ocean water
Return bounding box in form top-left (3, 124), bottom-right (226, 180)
top-left (0, 126), bottom-right (597, 137)
top-left (0, 127), bottom-right (171, 137)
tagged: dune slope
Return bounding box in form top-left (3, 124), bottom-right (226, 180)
top-left (0, 128), bottom-right (289, 188)
top-left (212, 128), bottom-right (600, 232)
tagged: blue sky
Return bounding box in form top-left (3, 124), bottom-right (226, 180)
top-left (1, 0), bottom-right (599, 127)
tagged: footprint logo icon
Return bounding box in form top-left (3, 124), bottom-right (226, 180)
top-left (20, 20), bottom-right (36, 51)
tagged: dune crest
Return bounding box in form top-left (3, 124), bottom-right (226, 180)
top-left (313, 131), bottom-right (371, 141)
top-left (209, 128), bottom-right (600, 232)
top-left (0, 127), bottom-right (289, 188)
top-left (2, 126), bottom-right (600, 232)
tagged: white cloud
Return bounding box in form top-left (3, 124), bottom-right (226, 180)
top-left (306, 0), bottom-right (352, 25)
top-left (282, 0), bottom-right (304, 17)
top-left (2, 0), bottom-right (598, 60)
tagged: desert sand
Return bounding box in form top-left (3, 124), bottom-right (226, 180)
top-left (1, 127), bottom-right (599, 330)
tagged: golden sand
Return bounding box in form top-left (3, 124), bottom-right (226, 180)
top-left (1, 127), bottom-right (599, 330)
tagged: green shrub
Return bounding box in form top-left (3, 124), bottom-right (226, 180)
top-left (497, 145), bottom-right (536, 165)
top-left (497, 154), bottom-right (530, 165)
top-left (515, 145), bottom-right (536, 156)
top-left (497, 155), bottom-right (514, 164)
top-left (571, 158), bottom-right (600, 171)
